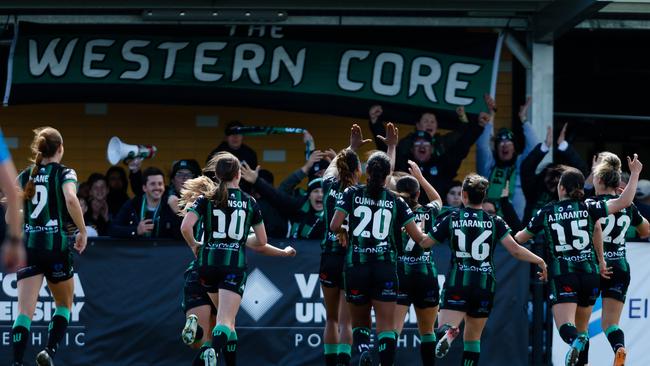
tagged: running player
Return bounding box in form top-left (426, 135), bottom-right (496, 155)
top-left (515, 155), bottom-right (642, 366)
top-left (11, 127), bottom-right (87, 366)
top-left (419, 173), bottom-right (547, 366)
top-left (591, 152), bottom-right (649, 366)
top-left (393, 160), bottom-right (443, 366)
top-left (178, 170), bottom-right (296, 366)
top-left (179, 152), bottom-right (268, 366)
top-left (0, 128), bottom-right (24, 272)
top-left (330, 151), bottom-right (425, 366)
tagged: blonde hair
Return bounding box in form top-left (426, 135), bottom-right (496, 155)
top-left (178, 176), bottom-right (218, 215)
top-left (593, 152), bottom-right (622, 189)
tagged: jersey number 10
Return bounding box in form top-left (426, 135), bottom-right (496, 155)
top-left (212, 209), bottom-right (247, 240)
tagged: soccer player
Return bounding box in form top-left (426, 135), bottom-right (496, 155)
top-left (515, 155), bottom-right (642, 366)
top-left (330, 151), bottom-right (424, 366)
top-left (178, 170), bottom-right (295, 366)
top-left (393, 160), bottom-right (443, 366)
top-left (0, 128), bottom-right (24, 272)
top-left (419, 174), bottom-right (547, 366)
top-left (180, 152), bottom-right (267, 366)
top-left (591, 152), bottom-right (649, 366)
top-left (11, 127), bottom-right (87, 366)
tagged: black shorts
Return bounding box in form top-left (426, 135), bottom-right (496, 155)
top-left (549, 273), bottom-right (600, 307)
top-left (197, 266), bottom-right (247, 296)
top-left (397, 267), bottom-right (440, 308)
top-left (182, 268), bottom-right (217, 313)
top-left (440, 286), bottom-right (494, 318)
top-left (320, 253), bottom-right (345, 289)
top-left (600, 267), bottom-right (630, 303)
top-left (17, 246), bottom-right (74, 283)
top-left (344, 262), bottom-right (398, 305)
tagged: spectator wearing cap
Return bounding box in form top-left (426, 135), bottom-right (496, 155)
top-left (278, 149), bottom-right (331, 198)
top-left (167, 159), bottom-right (201, 213)
top-left (205, 120), bottom-right (258, 168)
top-left (635, 179), bottom-right (650, 220)
top-left (240, 164), bottom-right (325, 240)
top-left (109, 167), bottom-right (182, 239)
top-left (476, 97), bottom-right (537, 220)
top-left (397, 114), bottom-right (484, 204)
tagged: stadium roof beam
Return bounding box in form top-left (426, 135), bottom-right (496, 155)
top-left (533, 0), bottom-right (609, 42)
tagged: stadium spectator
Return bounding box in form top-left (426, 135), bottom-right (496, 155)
top-left (278, 149), bottom-right (331, 198)
top-left (77, 181), bottom-right (90, 202)
top-left (77, 196), bottom-right (99, 237)
top-left (395, 108), bottom-right (488, 201)
top-left (85, 173), bottom-right (110, 235)
top-left (105, 166), bottom-right (130, 216)
top-left (109, 167), bottom-right (181, 239)
top-left (206, 120), bottom-right (258, 168)
top-left (445, 180), bottom-right (463, 208)
top-left (250, 169), bottom-right (289, 238)
top-left (635, 179), bottom-right (650, 219)
top-left (476, 96), bottom-right (537, 219)
top-left (521, 124), bottom-right (588, 223)
top-left (240, 164), bottom-right (324, 240)
top-left (166, 159), bottom-right (201, 213)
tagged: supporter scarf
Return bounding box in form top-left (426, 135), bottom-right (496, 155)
top-left (486, 165), bottom-right (516, 201)
top-left (139, 198), bottom-right (161, 237)
top-left (230, 126), bottom-right (315, 160)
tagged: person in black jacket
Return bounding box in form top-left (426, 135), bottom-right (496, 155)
top-left (240, 164), bottom-right (324, 240)
top-left (109, 167), bottom-right (181, 239)
top-left (520, 123), bottom-right (588, 224)
top-left (206, 121), bottom-right (259, 194)
top-left (105, 166), bottom-right (130, 217)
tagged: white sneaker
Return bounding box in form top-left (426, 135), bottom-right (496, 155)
top-left (435, 326), bottom-right (460, 359)
top-left (36, 350), bottom-right (54, 366)
top-left (182, 314), bottom-right (199, 345)
top-left (203, 347), bottom-right (217, 366)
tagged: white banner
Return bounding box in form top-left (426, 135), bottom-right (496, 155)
top-left (553, 242), bottom-right (650, 365)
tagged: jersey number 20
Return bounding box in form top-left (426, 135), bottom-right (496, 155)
top-left (352, 206), bottom-right (391, 240)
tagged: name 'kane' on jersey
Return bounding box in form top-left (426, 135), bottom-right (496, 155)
top-left (335, 185), bottom-right (415, 267)
top-left (525, 199), bottom-right (608, 277)
top-left (189, 189), bottom-right (263, 270)
top-left (428, 207), bottom-right (510, 292)
top-left (18, 163), bottom-right (78, 251)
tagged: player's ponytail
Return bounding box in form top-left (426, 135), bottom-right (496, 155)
top-left (396, 175), bottom-right (421, 210)
top-left (178, 176), bottom-right (218, 215)
top-left (462, 173), bottom-right (489, 205)
top-left (366, 151), bottom-right (391, 199)
top-left (336, 148), bottom-right (360, 190)
top-left (559, 167), bottom-right (585, 200)
top-left (213, 152), bottom-right (241, 209)
top-left (593, 151), bottom-right (622, 189)
top-left (24, 127), bottom-right (63, 200)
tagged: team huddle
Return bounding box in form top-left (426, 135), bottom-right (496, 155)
top-left (1, 125), bottom-right (646, 366)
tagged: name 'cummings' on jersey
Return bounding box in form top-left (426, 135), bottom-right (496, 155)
top-left (188, 189), bottom-right (263, 270)
top-left (335, 185), bottom-right (414, 267)
top-left (18, 163), bottom-right (78, 251)
top-left (525, 199), bottom-right (608, 277)
top-left (428, 207), bottom-right (510, 292)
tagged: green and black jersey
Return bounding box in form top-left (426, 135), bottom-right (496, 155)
top-left (525, 199), bottom-right (608, 277)
top-left (590, 194), bottom-right (643, 271)
top-left (335, 185), bottom-right (414, 267)
top-left (397, 201), bottom-right (441, 276)
top-left (189, 188), bottom-right (263, 270)
top-left (18, 163), bottom-right (78, 251)
top-left (321, 176), bottom-right (346, 254)
top-left (428, 207), bottom-right (510, 292)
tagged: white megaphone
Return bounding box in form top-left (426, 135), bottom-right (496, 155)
top-left (106, 137), bottom-right (157, 165)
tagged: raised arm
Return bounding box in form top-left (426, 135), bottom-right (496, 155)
top-left (376, 122), bottom-right (398, 172)
top-left (606, 154), bottom-right (643, 215)
top-left (407, 160), bottom-right (442, 207)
